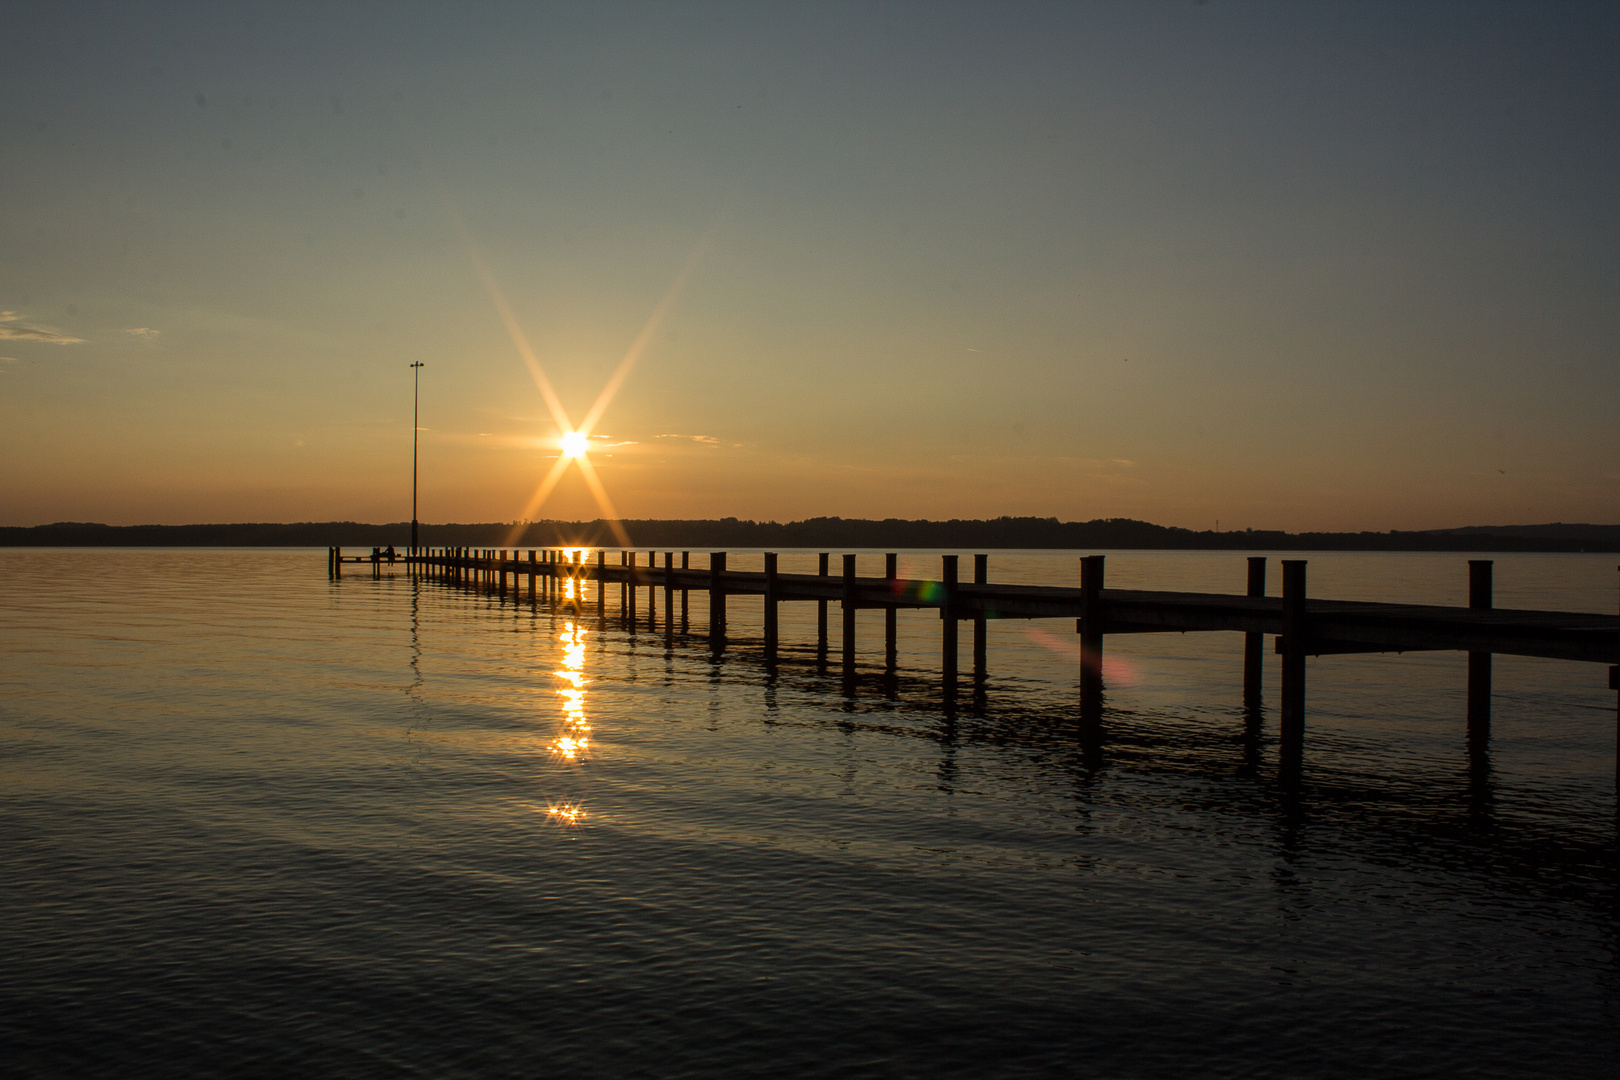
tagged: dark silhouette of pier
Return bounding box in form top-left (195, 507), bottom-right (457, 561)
top-left (330, 546), bottom-right (1620, 777)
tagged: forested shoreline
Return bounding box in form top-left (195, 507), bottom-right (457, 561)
top-left (4, 517), bottom-right (1618, 552)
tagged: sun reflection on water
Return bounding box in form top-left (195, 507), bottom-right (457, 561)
top-left (551, 620), bottom-right (591, 760)
top-left (547, 803), bottom-right (585, 825)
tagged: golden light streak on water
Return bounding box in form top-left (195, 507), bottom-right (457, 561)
top-left (550, 620), bottom-right (591, 761)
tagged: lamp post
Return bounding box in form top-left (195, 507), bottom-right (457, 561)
top-left (410, 361), bottom-right (424, 554)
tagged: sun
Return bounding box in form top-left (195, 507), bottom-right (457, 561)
top-left (560, 431), bottom-right (590, 459)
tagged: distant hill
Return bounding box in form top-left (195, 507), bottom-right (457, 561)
top-left (3, 517), bottom-right (1618, 552)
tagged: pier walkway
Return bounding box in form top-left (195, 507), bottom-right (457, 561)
top-left (329, 546), bottom-right (1620, 772)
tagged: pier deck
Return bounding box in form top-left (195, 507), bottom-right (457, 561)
top-left (329, 546), bottom-right (1620, 774)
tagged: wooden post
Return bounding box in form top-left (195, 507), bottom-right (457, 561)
top-left (709, 552), bottom-right (727, 648)
top-left (817, 552), bottom-right (830, 666)
top-left (941, 555), bottom-right (959, 705)
top-left (885, 553), bottom-right (898, 669)
top-left (842, 553), bottom-right (858, 676)
top-left (763, 552), bottom-right (779, 658)
top-left (625, 551), bottom-right (635, 624)
top-left (596, 550), bottom-right (605, 618)
top-left (1280, 560), bottom-right (1308, 761)
top-left (665, 551), bottom-right (675, 636)
top-left (1079, 555), bottom-right (1104, 727)
top-left (681, 551), bottom-right (690, 631)
top-left (1244, 556), bottom-right (1266, 710)
top-left (529, 550), bottom-right (537, 599)
top-left (973, 553), bottom-right (988, 683)
top-left (1467, 560), bottom-right (1492, 740)
top-left (642, 551), bottom-right (652, 630)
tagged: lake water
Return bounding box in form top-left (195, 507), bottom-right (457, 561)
top-left (2, 548), bottom-right (1616, 1078)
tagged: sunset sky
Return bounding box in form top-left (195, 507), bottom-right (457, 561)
top-left (2, 2), bottom-right (1615, 531)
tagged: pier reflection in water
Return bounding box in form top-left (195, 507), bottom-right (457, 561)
top-left (1, 548), bottom-right (1616, 1080)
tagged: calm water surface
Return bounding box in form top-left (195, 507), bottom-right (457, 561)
top-left (2, 548), bottom-right (1617, 1078)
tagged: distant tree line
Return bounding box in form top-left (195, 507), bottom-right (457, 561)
top-left (3, 516), bottom-right (1617, 552)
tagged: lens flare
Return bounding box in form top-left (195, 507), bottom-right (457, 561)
top-left (456, 210), bottom-right (710, 549)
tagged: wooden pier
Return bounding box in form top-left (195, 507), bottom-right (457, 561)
top-left (329, 546), bottom-right (1620, 773)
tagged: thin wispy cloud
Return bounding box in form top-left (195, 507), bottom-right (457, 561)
top-left (0, 311), bottom-right (84, 344)
top-left (658, 433), bottom-right (720, 446)
top-left (123, 327), bottom-right (160, 339)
